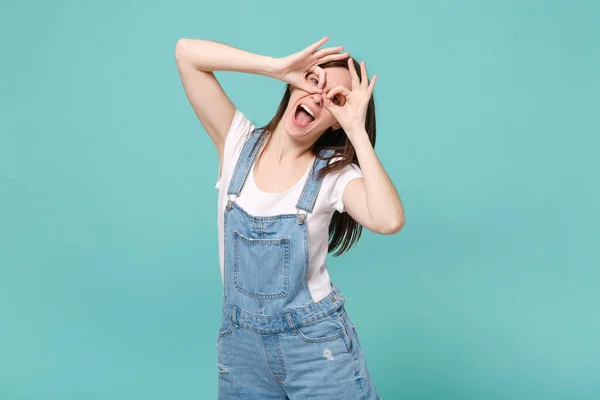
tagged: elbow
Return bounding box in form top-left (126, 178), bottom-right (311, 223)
top-left (175, 38), bottom-right (188, 60)
top-left (175, 38), bottom-right (199, 62)
top-left (378, 216), bottom-right (405, 235)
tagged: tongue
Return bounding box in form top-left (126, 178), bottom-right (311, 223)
top-left (296, 109), bottom-right (314, 125)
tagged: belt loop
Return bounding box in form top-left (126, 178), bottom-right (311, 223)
top-left (285, 313), bottom-right (297, 335)
top-left (331, 292), bottom-right (341, 303)
top-left (233, 306), bottom-right (239, 329)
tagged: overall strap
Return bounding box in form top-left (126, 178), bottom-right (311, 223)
top-left (295, 148), bottom-right (336, 221)
top-left (226, 128), bottom-right (266, 201)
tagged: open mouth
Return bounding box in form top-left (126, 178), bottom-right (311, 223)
top-left (293, 104), bottom-right (315, 127)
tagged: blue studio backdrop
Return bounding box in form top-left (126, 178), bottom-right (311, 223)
top-left (1, 1), bottom-right (599, 399)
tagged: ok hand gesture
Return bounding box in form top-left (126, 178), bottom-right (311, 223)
top-left (270, 36), bottom-right (349, 94)
top-left (322, 58), bottom-right (377, 137)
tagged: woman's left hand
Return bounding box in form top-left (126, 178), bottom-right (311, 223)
top-left (322, 58), bottom-right (377, 138)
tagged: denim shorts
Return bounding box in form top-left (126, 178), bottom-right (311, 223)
top-left (216, 304), bottom-right (381, 399)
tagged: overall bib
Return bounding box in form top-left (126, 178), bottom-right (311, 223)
top-left (216, 129), bottom-right (381, 399)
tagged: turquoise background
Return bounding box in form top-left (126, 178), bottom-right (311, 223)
top-left (2, 0), bottom-right (599, 399)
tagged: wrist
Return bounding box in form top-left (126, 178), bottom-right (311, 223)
top-left (345, 126), bottom-right (368, 140)
top-left (262, 56), bottom-right (280, 79)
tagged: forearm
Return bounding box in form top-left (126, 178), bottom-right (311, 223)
top-left (175, 38), bottom-right (276, 77)
top-left (350, 131), bottom-right (405, 230)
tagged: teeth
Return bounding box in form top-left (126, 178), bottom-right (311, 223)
top-left (300, 104), bottom-right (315, 118)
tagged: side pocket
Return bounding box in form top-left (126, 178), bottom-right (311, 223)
top-left (336, 308), bottom-right (353, 353)
top-left (217, 313), bottom-right (235, 340)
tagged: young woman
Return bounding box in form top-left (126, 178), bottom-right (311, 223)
top-left (175, 36), bottom-right (404, 399)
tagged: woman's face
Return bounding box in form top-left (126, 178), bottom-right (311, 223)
top-left (282, 66), bottom-right (353, 142)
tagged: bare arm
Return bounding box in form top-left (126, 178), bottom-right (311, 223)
top-left (342, 133), bottom-right (405, 235)
top-left (174, 37), bottom-right (347, 178)
top-left (174, 39), bottom-right (276, 167)
top-left (322, 58), bottom-right (404, 234)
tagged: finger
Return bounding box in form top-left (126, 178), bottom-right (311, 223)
top-left (321, 93), bottom-right (338, 111)
top-left (348, 58), bottom-right (360, 89)
top-left (315, 65), bottom-right (326, 89)
top-left (327, 85), bottom-right (351, 98)
top-left (294, 72), bottom-right (322, 94)
top-left (305, 36), bottom-right (329, 54)
top-left (298, 84), bottom-right (322, 94)
top-left (367, 74), bottom-right (378, 95)
top-left (360, 61), bottom-right (368, 89)
top-left (305, 64), bottom-right (324, 91)
top-left (302, 81), bottom-right (323, 94)
top-left (317, 52), bottom-right (350, 65)
top-left (313, 45), bottom-right (344, 59)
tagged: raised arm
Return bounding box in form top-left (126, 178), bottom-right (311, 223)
top-left (323, 58), bottom-right (405, 235)
top-left (174, 39), bottom-right (274, 158)
top-left (174, 37), bottom-right (348, 171)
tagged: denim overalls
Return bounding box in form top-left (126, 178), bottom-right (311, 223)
top-left (216, 128), bottom-right (381, 399)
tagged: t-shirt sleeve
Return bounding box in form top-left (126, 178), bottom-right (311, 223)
top-left (330, 163), bottom-right (364, 213)
top-left (215, 110), bottom-right (255, 190)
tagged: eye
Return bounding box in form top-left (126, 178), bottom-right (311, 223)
top-left (306, 73), bottom-right (320, 86)
top-left (330, 95), bottom-right (346, 106)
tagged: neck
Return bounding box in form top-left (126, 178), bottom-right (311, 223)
top-left (263, 122), bottom-right (314, 164)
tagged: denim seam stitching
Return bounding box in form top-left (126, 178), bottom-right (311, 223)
top-left (296, 327), bottom-right (345, 343)
top-left (231, 201), bottom-right (298, 221)
top-left (223, 289), bottom-right (342, 319)
top-left (302, 222), bottom-right (312, 302)
top-left (227, 130), bottom-right (264, 196)
top-left (222, 304), bottom-right (344, 335)
top-left (296, 157), bottom-right (318, 211)
top-left (227, 133), bottom-right (252, 196)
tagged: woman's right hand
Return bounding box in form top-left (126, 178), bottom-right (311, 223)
top-left (269, 36), bottom-right (349, 93)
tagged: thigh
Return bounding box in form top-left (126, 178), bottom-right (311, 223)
top-left (216, 313), bottom-right (288, 399)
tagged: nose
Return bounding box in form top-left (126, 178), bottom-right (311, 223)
top-left (310, 92), bottom-right (322, 107)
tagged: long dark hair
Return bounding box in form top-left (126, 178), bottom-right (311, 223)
top-left (256, 58), bottom-right (376, 256)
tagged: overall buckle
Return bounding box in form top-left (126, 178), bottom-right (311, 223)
top-left (296, 209), bottom-right (307, 224)
top-left (226, 195), bottom-right (236, 211)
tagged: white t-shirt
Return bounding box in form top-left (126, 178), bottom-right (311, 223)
top-left (215, 110), bottom-right (363, 303)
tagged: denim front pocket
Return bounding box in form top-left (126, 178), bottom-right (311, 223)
top-left (217, 313), bottom-right (235, 340)
top-left (233, 231), bottom-right (290, 300)
top-left (296, 312), bottom-right (349, 349)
